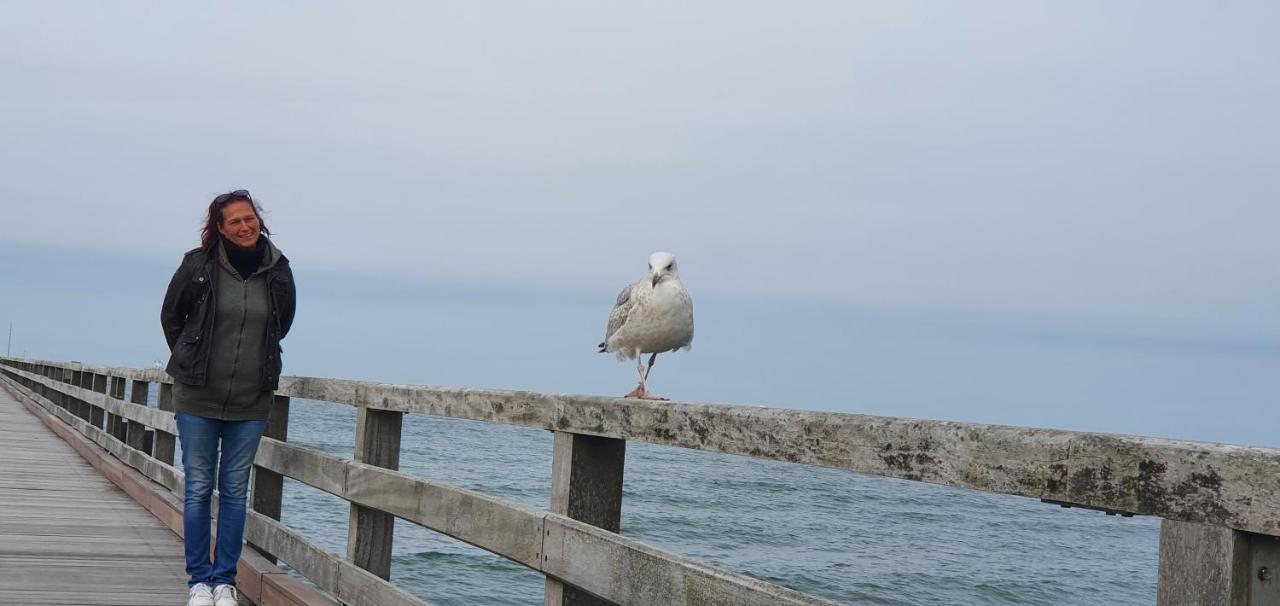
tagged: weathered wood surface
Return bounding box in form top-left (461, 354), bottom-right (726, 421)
top-left (251, 395), bottom-right (290, 564)
top-left (4, 365), bottom-right (175, 433)
top-left (245, 511), bottom-right (429, 606)
top-left (256, 437), bottom-right (547, 568)
top-left (9, 356), bottom-right (1280, 604)
top-left (154, 382), bottom-right (177, 464)
top-left (2, 373), bottom-right (186, 496)
top-left (5, 374), bottom-right (349, 606)
top-left (546, 432), bottom-right (626, 606)
top-left (1252, 534), bottom-right (1280, 604)
top-left (1157, 520), bottom-right (1251, 605)
top-left (0, 382), bottom-right (190, 606)
top-left (348, 407), bottom-right (402, 580)
top-left (2, 358), bottom-right (175, 385)
top-left (6, 357), bottom-right (1280, 537)
top-left (2, 372), bottom-right (422, 606)
top-left (104, 375), bottom-right (122, 439)
top-left (277, 376), bottom-right (1280, 537)
top-left (254, 438), bottom-right (836, 605)
top-left (542, 516), bottom-right (835, 606)
top-left (1156, 520), bottom-right (1280, 605)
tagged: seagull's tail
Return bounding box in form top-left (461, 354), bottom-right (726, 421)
top-left (597, 342), bottom-right (607, 353)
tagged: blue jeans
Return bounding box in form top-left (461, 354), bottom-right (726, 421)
top-left (175, 411), bottom-right (267, 588)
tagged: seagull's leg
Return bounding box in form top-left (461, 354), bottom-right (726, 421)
top-left (624, 349), bottom-right (647, 398)
top-left (635, 353), bottom-right (668, 400)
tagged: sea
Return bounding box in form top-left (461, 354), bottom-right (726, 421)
top-left (194, 398), bottom-right (1160, 605)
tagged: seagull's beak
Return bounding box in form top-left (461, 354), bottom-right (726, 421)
top-left (650, 268), bottom-right (663, 287)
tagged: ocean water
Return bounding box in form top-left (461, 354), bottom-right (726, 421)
top-left (259, 398), bottom-right (1159, 605)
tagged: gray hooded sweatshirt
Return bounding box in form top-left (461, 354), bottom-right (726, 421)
top-left (173, 239), bottom-right (284, 421)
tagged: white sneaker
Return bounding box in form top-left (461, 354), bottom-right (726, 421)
top-left (187, 583), bottom-right (215, 606)
top-left (212, 584), bottom-right (238, 606)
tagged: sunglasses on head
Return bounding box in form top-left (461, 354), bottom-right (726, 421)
top-left (214, 189), bottom-right (252, 205)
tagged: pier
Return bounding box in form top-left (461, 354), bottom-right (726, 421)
top-left (0, 385), bottom-right (189, 605)
top-left (1, 355), bottom-right (1278, 605)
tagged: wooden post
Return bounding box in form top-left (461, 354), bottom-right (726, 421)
top-left (48, 366), bottom-right (58, 406)
top-left (105, 376), bottom-right (120, 435)
top-left (347, 406), bottom-right (402, 580)
top-left (70, 370), bottom-right (82, 415)
top-left (64, 368), bottom-right (76, 413)
top-left (102, 371), bottom-right (115, 427)
top-left (73, 371), bottom-right (85, 418)
top-left (32, 364), bottom-right (45, 400)
top-left (32, 364), bottom-right (42, 397)
top-left (72, 370), bottom-right (83, 418)
top-left (92, 373), bottom-right (109, 425)
top-left (108, 376), bottom-right (126, 441)
top-left (127, 380), bottom-right (149, 453)
top-left (77, 372), bottom-right (89, 421)
top-left (66, 369), bottom-right (80, 415)
top-left (48, 365), bottom-right (57, 404)
top-left (250, 395), bottom-right (290, 563)
top-left (1255, 534), bottom-right (1280, 604)
top-left (85, 373), bottom-right (98, 421)
top-left (154, 383), bottom-right (177, 464)
top-left (1157, 519), bottom-right (1280, 605)
top-left (90, 378), bottom-right (106, 428)
top-left (34, 364), bottom-right (45, 400)
top-left (98, 371), bottom-right (119, 427)
top-left (63, 369), bottom-right (75, 414)
top-left (544, 431), bottom-right (626, 606)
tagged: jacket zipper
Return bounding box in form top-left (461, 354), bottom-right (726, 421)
top-left (200, 270), bottom-right (216, 384)
top-left (261, 273), bottom-right (277, 388)
top-left (222, 271), bottom-right (250, 417)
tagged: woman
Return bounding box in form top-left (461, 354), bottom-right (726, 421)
top-left (160, 190), bottom-right (296, 606)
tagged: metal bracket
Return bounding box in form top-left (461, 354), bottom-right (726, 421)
top-left (1041, 498), bottom-right (1135, 517)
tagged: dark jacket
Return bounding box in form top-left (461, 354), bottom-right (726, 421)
top-left (161, 240), bottom-right (295, 392)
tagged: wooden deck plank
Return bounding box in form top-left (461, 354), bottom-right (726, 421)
top-left (0, 387), bottom-right (190, 605)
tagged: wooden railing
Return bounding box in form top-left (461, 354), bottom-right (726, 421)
top-left (2, 356), bottom-right (1278, 605)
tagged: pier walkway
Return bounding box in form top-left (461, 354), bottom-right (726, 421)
top-left (0, 385), bottom-right (189, 605)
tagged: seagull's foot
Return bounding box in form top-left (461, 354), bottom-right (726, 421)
top-left (623, 385), bottom-right (669, 400)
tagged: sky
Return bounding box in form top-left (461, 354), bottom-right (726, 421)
top-left (1, 2), bottom-right (1276, 446)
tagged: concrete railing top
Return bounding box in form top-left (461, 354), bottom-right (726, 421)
top-left (4, 356), bottom-right (1279, 538)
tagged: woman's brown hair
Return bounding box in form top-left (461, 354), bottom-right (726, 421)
top-left (200, 189), bottom-right (271, 251)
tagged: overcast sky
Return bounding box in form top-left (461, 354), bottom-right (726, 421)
top-left (1, 3), bottom-right (1276, 446)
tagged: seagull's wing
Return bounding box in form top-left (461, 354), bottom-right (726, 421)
top-left (675, 286), bottom-right (694, 350)
top-left (599, 282), bottom-right (637, 352)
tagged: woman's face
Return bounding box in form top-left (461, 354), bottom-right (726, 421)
top-left (217, 201), bottom-right (262, 250)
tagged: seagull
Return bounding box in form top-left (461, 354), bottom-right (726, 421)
top-left (598, 252), bottom-right (694, 400)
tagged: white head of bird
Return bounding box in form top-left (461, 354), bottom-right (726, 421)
top-left (648, 252), bottom-right (679, 287)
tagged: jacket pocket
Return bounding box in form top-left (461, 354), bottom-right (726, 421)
top-left (182, 272), bottom-right (211, 343)
top-left (170, 339), bottom-right (195, 376)
top-left (190, 273), bottom-right (210, 298)
top-left (179, 322), bottom-right (202, 344)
